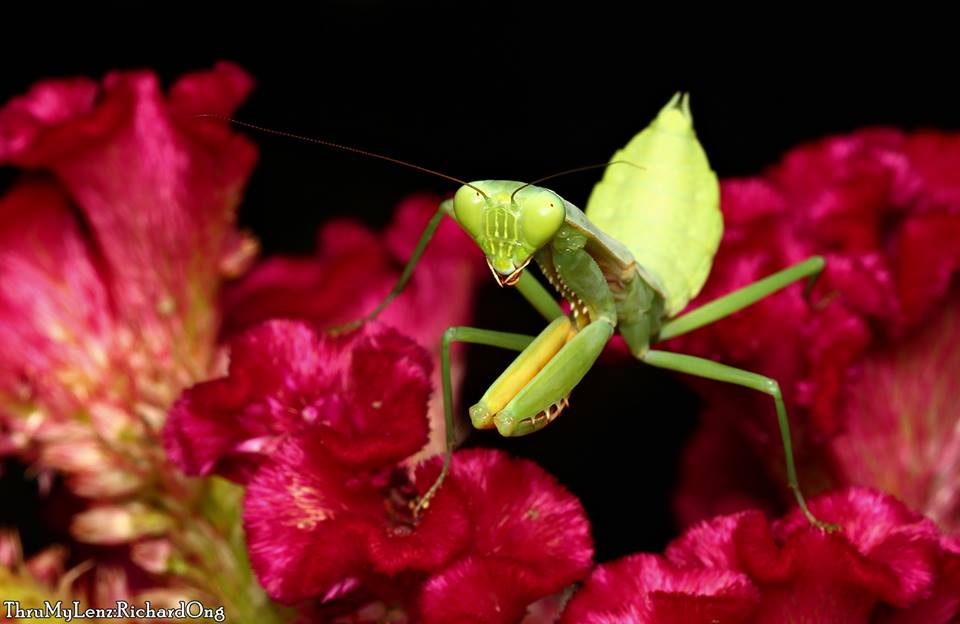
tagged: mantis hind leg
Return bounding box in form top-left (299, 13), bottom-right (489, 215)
top-left (414, 325), bottom-right (535, 516)
top-left (640, 350), bottom-right (838, 531)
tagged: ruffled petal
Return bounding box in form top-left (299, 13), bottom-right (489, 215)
top-left (420, 557), bottom-right (555, 624)
top-left (417, 449), bottom-right (594, 621)
top-left (164, 321), bottom-right (432, 478)
top-left (242, 437), bottom-right (381, 604)
top-left (561, 554), bottom-right (758, 624)
top-left (445, 448), bottom-right (594, 594)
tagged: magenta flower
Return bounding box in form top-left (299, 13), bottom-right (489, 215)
top-left (164, 320), bottom-right (433, 480)
top-left (563, 488), bottom-right (960, 623)
top-left (165, 318), bottom-right (593, 621)
top-left (246, 444), bottom-right (592, 622)
top-left (670, 130), bottom-right (960, 530)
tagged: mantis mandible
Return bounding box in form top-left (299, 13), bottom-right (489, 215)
top-left (210, 93), bottom-right (834, 530)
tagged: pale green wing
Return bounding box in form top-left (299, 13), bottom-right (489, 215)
top-left (585, 93), bottom-right (722, 317)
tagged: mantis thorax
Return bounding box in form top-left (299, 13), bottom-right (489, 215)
top-left (453, 181), bottom-right (564, 286)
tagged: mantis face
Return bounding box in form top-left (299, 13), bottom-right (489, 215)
top-left (453, 181), bottom-right (565, 286)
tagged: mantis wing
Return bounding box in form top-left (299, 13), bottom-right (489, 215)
top-left (585, 92), bottom-right (722, 317)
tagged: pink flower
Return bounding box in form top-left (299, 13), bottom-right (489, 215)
top-left (0, 64), bottom-right (280, 618)
top-left (221, 194), bottom-right (484, 459)
top-left (564, 488), bottom-right (960, 623)
top-left (0, 63), bottom-right (256, 465)
top-left (671, 130), bottom-right (960, 529)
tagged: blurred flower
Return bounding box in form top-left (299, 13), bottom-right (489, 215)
top-left (70, 502), bottom-right (175, 545)
top-left (563, 488), bottom-right (960, 623)
top-left (0, 61), bottom-right (256, 491)
top-left (221, 194), bottom-right (485, 459)
top-left (0, 529), bottom-right (76, 617)
top-left (0, 64), bottom-right (283, 619)
top-left (167, 320), bottom-right (593, 621)
top-left (670, 130), bottom-right (960, 530)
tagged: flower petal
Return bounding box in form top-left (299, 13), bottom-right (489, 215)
top-left (561, 554), bottom-right (758, 624)
top-left (417, 449), bottom-right (594, 621)
top-left (243, 437), bottom-right (380, 603)
top-left (164, 321), bottom-right (432, 478)
top-left (420, 557), bottom-right (552, 624)
top-left (771, 488), bottom-right (940, 606)
top-left (445, 448), bottom-right (593, 593)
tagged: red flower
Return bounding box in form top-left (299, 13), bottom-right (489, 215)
top-left (0, 63), bottom-right (256, 495)
top-left (564, 488), bottom-right (960, 624)
top-left (221, 194), bottom-right (485, 460)
top-left (416, 450), bottom-right (594, 623)
top-left (244, 443), bottom-right (592, 622)
top-left (670, 130), bottom-right (960, 529)
top-left (163, 320), bottom-right (433, 479)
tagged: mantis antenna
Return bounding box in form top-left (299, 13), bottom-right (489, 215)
top-left (509, 160), bottom-right (644, 202)
top-left (190, 114), bottom-right (489, 197)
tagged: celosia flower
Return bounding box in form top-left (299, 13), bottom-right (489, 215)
top-left (0, 64), bottom-right (280, 618)
top-left (246, 444), bottom-right (592, 623)
top-left (563, 488), bottom-right (960, 623)
top-left (0, 62), bottom-right (256, 481)
top-left (221, 194), bottom-right (484, 459)
top-left (164, 320), bottom-right (433, 479)
top-left (670, 130), bottom-right (960, 530)
top-left (166, 319), bottom-right (593, 621)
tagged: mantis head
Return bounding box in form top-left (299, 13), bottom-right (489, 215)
top-left (453, 181), bottom-right (565, 286)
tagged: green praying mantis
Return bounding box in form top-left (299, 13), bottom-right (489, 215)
top-left (209, 92), bottom-right (835, 530)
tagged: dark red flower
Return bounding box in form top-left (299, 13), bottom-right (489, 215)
top-left (163, 320), bottom-right (432, 479)
top-left (669, 129), bottom-right (960, 529)
top-left (221, 194), bottom-right (485, 460)
top-left (565, 488), bottom-right (958, 624)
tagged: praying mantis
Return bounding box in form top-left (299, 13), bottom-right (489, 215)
top-left (209, 92), bottom-right (834, 530)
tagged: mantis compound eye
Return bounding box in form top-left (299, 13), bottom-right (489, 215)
top-left (453, 183), bottom-right (486, 239)
top-left (518, 189), bottom-right (565, 251)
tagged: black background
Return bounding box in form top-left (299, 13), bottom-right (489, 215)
top-left (2, 5), bottom-right (957, 563)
